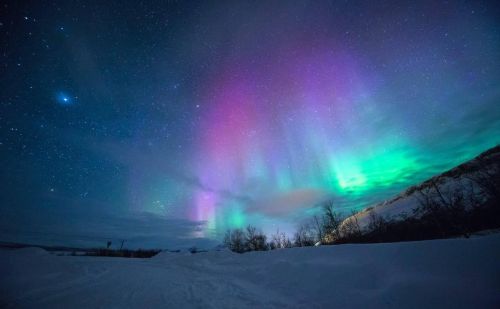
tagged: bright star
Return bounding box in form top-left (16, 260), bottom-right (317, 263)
top-left (56, 92), bottom-right (75, 105)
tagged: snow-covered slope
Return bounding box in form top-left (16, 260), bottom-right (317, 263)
top-left (351, 145), bottom-right (500, 229)
top-left (1, 234), bottom-right (499, 308)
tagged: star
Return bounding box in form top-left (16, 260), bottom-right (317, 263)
top-left (2, 0), bottom-right (499, 251)
top-left (56, 91), bottom-right (75, 105)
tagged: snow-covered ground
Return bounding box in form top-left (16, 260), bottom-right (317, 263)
top-left (1, 234), bottom-right (499, 308)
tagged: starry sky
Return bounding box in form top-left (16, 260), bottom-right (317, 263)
top-left (1, 1), bottom-right (499, 249)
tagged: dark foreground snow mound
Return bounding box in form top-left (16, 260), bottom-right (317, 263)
top-left (1, 234), bottom-right (499, 308)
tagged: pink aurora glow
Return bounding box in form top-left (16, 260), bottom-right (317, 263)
top-left (189, 43), bottom-right (373, 231)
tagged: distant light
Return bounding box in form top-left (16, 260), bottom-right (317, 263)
top-left (56, 91), bottom-right (75, 105)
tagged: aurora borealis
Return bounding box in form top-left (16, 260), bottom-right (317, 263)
top-left (1, 1), bottom-right (500, 247)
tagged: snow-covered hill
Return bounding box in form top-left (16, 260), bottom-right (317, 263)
top-left (1, 233), bottom-right (499, 308)
top-left (350, 145), bottom-right (500, 229)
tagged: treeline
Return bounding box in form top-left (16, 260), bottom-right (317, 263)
top-left (224, 152), bottom-right (500, 253)
top-left (223, 226), bottom-right (276, 253)
top-left (222, 202), bottom-right (364, 253)
top-left (84, 248), bottom-right (161, 258)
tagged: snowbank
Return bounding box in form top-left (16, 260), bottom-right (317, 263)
top-left (1, 234), bottom-right (499, 308)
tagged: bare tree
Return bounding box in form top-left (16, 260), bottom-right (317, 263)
top-left (338, 210), bottom-right (361, 241)
top-left (293, 223), bottom-right (315, 247)
top-left (269, 229), bottom-right (292, 249)
top-left (367, 210), bottom-right (388, 241)
top-left (321, 200), bottom-right (343, 244)
top-left (223, 228), bottom-right (246, 253)
top-left (245, 225), bottom-right (267, 251)
top-left (313, 215), bottom-right (323, 243)
top-left (415, 178), bottom-right (470, 237)
top-left (464, 155), bottom-right (500, 202)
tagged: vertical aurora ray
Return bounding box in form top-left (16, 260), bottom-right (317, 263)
top-left (187, 45), bottom-right (431, 236)
top-left (158, 4), bottom-right (500, 238)
top-left (4, 0), bottom-right (500, 249)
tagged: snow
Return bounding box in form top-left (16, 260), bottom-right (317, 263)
top-left (1, 234), bottom-right (499, 308)
top-left (348, 175), bottom-right (484, 230)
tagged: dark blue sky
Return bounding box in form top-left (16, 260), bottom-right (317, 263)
top-left (1, 1), bottom-right (499, 248)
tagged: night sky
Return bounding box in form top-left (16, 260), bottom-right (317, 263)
top-left (1, 1), bottom-right (499, 248)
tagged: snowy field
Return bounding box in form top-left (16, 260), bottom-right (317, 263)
top-left (1, 234), bottom-right (499, 308)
